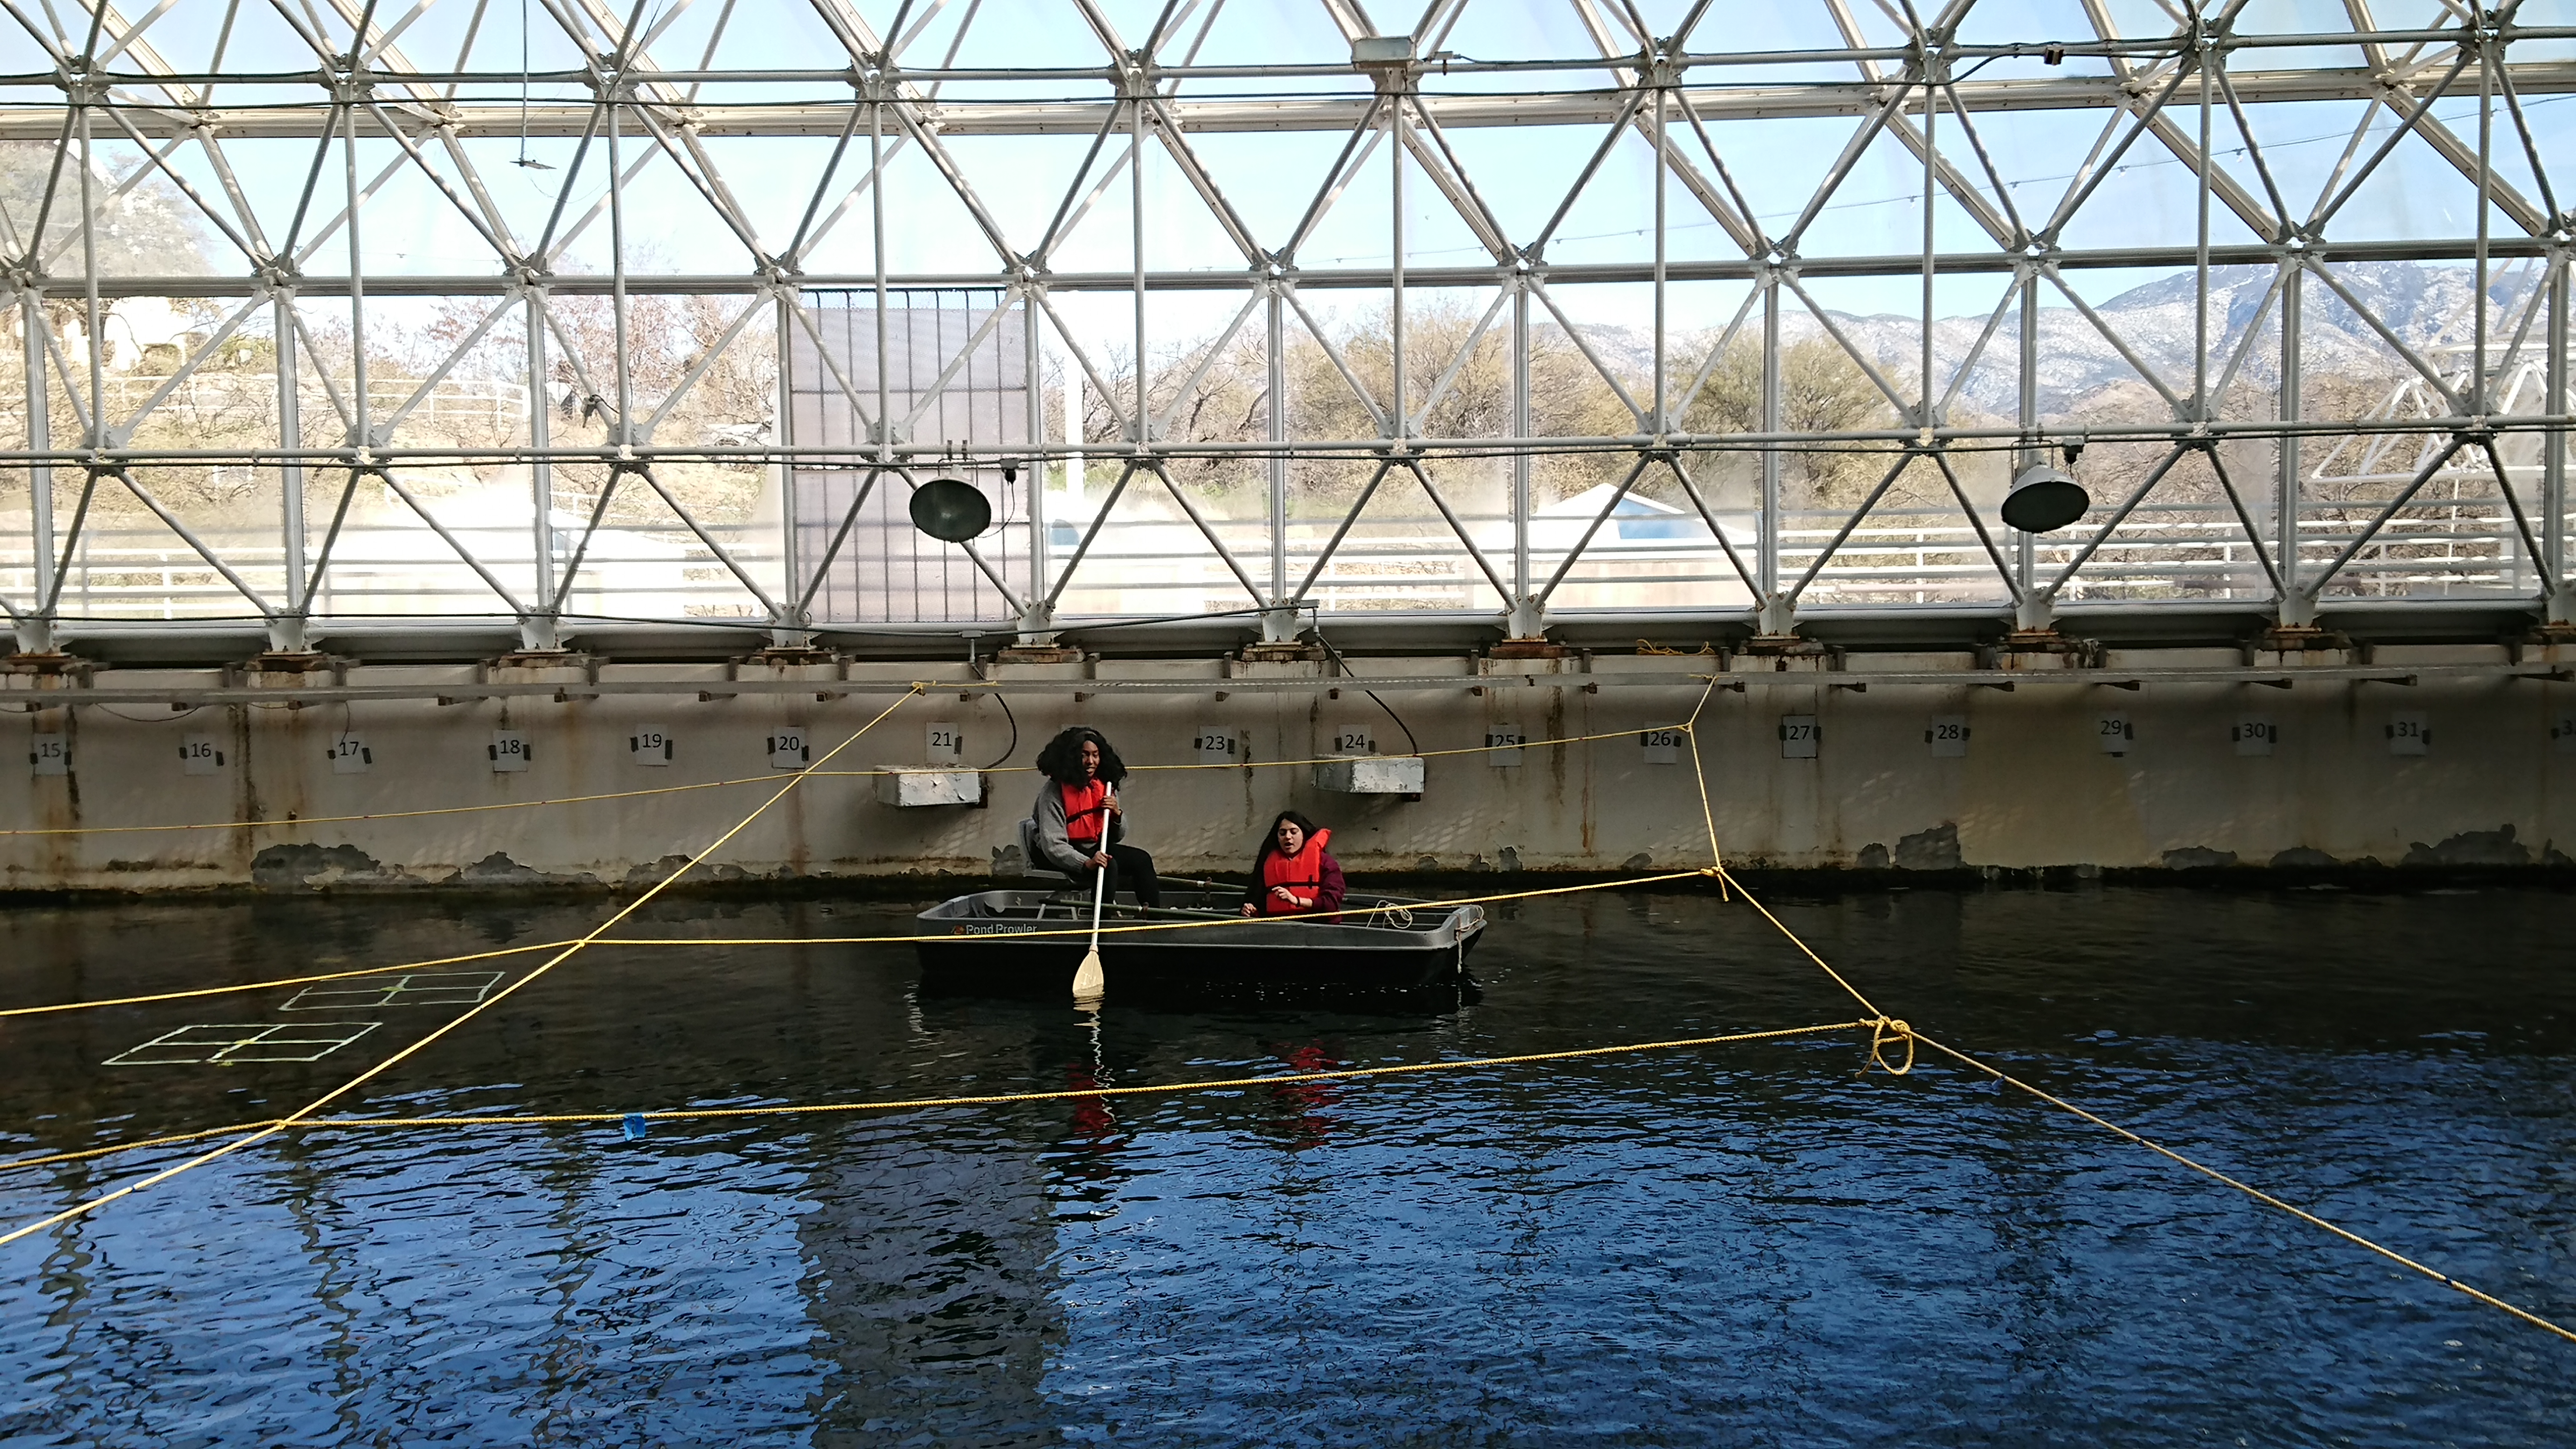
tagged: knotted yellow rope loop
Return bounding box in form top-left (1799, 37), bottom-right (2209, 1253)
top-left (1866, 1016), bottom-right (1916, 1076)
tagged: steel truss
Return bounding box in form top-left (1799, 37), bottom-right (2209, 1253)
top-left (0, 0), bottom-right (2570, 658)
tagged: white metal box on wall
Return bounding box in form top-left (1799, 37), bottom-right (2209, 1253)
top-left (876, 769), bottom-right (985, 807)
top-left (1314, 755), bottom-right (1425, 794)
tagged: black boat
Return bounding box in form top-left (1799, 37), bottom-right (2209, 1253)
top-left (914, 883), bottom-right (1487, 991)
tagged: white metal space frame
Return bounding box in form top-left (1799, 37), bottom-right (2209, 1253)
top-left (0, 0), bottom-right (2569, 657)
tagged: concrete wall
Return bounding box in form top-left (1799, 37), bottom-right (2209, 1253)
top-left (4, 647), bottom-right (2570, 892)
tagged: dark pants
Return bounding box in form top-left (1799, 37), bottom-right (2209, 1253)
top-left (1076, 842), bottom-right (1162, 908)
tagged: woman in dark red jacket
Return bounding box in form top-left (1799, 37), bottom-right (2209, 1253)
top-left (1240, 810), bottom-right (1346, 919)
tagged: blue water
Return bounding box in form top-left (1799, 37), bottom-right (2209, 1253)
top-left (1, 886), bottom-right (2570, 1446)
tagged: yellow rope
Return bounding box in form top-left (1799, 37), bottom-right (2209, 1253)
top-left (603, 871), bottom-right (1714, 949)
top-left (1706, 868), bottom-right (2573, 1345)
top-left (0, 940), bottom-right (580, 1018)
top-left (329, 1022), bottom-right (1867, 1124)
top-left (1678, 675), bottom-right (1726, 898)
top-left (21, 664), bottom-right (2561, 1351)
top-left (0, 872), bottom-right (1720, 1020)
top-left (0, 717), bottom-right (1683, 838)
top-left (0, 1123), bottom-right (290, 1172)
top-left (1125, 724), bottom-right (1659, 773)
top-left (1, 1022), bottom-right (1864, 1175)
top-left (0, 688), bottom-right (924, 1249)
top-left (0, 775), bottom-right (791, 837)
top-left (1711, 866), bottom-right (1888, 1021)
top-left (1906, 1029), bottom-right (2576, 1345)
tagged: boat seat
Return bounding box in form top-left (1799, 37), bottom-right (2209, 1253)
top-left (1016, 818), bottom-right (1072, 884)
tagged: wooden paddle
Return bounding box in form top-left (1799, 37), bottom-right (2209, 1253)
top-left (1071, 783), bottom-right (1112, 1003)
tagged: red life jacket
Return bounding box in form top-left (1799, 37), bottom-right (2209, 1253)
top-left (1061, 779), bottom-right (1112, 851)
top-left (1258, 828), bottom-right (1333, 915)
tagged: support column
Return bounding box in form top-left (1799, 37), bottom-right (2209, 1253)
top-left (1024, 283), bottom-right (1053, 640)
top-left (1505, 274), bottom-right (1537, 638)
top-left (523, 288), bottom-right (560, 650)
top-left (17, 290), bottom-right (56, 654)
top-left (773, 283), bottom-right (808, 648)
top-left (1756, 275), bottom-right (1789, 635)
top-left (2548, 257), bottom-right (2569, 622)
top-left (1390, 97), bottom-right (1406, 443)
top-left (271, 291), bottom-right (308, 653)
top-left (2276, 262), bottom-right (2314, 627)
top-left (2013, 265), bottom-right (2051, 630)
top-left (1261, 278), bottom-right (1296, 643)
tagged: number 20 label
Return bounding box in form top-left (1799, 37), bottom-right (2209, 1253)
top-left (769, 730), bottom-right (811, 769)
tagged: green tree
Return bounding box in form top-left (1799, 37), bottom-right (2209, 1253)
top-left (1680, 335), bottom-right (1896, 509)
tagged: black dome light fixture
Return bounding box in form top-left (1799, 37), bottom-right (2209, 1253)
top-left (2001, 442), bottom-right (2091, 534)
top-left (909, 476), bottom-right (993, 542)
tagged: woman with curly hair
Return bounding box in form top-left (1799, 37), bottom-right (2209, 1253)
top-left (1030, 725), bottom-right (1162, 908)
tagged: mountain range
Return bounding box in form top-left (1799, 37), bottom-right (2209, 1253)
top-left (1575, 260), bottom-right (2547, 418)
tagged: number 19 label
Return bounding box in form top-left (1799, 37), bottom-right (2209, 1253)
top-left (630, 725), bottom-right (672, 766)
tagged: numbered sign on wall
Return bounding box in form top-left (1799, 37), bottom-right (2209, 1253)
top-left (180, 733), bottom-right (225, 775)
top-left (1925, 715), bottom-right (1968, 758)
top-left (489, 731), bottom-right (530, 773)
top-left (768, 728), bottom-right (811, 769)
top-left (924, 722), bottom-right (962, 764)
top-left (1329, 725), bottom-right (1373, 755)
top-left (2386, 711), bottom-right (2430, 756)
top-left (29, 735), bottom-right (68, 776)
top-left (2232, 717), bottom-right (2276, 757)
top-left (1485, 724), bottom-right (1524, 766)
top-left (2095, 713), bottom-right (2134, 756)
top-left (1639, 727), bottom-right (1682, 765)
top-left (1193, 725), bottom-right (1239, 764)
top-left (2554, 711), bottom-right (2576, 754)
top-left (328, 732), bottom-right (372, 774)
top-left (630, 724), bottom-right (673, 766)
top-left (1778, 715), bottom-right (1819, 759)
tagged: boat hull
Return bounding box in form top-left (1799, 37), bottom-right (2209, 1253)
top-left (914, 888), bottom-right (1485, 993)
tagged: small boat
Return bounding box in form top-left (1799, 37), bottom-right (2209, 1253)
top-left (914, 880), bottom-right (1487, 992)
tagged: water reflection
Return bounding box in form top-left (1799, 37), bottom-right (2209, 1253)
top-left (0, 887), bottom-right (2569, 1444)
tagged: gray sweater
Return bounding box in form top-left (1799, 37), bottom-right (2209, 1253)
top-left (1030, 780), bottom-right (1126, 873)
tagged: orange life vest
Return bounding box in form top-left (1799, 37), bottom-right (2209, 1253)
top-left (1061, 779), bottom-right (1112, 850)
top-left (1258, 828), bottom-right (1333, 915)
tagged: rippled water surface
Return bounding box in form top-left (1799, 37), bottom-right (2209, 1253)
top-left (2, 884), bottom-right (2572, 1447)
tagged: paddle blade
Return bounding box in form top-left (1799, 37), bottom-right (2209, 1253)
top-left (1072, 948), bottom-right (1105, 1003)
